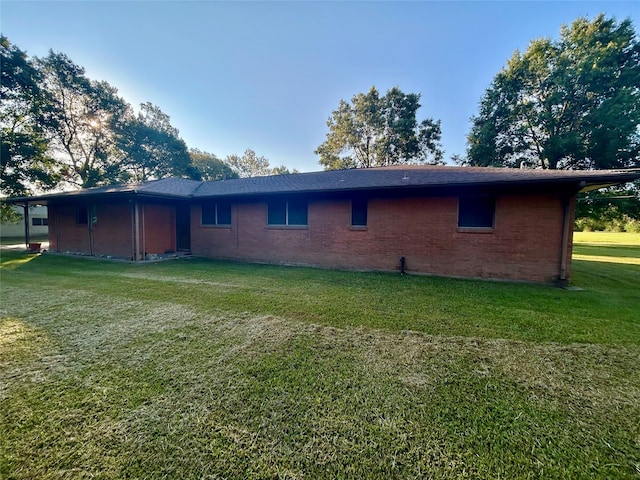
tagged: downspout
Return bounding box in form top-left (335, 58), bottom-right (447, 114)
top-left (559, 197), bottom-right (571, 283)
top-left (559, 182), bottom-right (583, 284)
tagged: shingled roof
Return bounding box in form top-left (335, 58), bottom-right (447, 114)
top-left (192, 166), bottom-right (640, 198)
top-left (10, 177), bottom-right (203, 204)
top-left (10, 166), bottom-right (640, 204)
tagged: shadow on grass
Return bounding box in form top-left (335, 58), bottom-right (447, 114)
top-left (573, 244), bottom-right (640, 259)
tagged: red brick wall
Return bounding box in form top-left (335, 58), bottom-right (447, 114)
top-left (48, 194), bottom-right (572, 282)
top-left (48, 204), bottom-right (91, 254)
top-left (48, 201), bottom-right (177, 259)
top-left (142, 204), bottom-right (176, 254)
top-left (191, 194), bottom-right (572, 283)
top-left (48, 203), bottom-right (133, 258)
top-left (93, 204), bottom-right (135, 257)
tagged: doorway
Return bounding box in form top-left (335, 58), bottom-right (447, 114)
top-left (176, 203), bottom-right (191, 251)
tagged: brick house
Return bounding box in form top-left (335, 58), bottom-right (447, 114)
top-left (11, 166), bottom-right (640, 283)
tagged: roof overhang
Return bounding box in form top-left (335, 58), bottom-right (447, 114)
top-left (7, 167), bottom-right (639, 205)
top-left (7, 189), bottom-right (192, 206)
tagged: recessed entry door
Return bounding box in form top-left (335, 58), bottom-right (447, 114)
top-left (176, 204), bottom-right (191, 251)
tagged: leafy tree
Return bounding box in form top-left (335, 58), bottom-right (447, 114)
top-left (2, 38), bottom-right (204, 206)
top-left (36, 51), bottom-right (130, 188)
top-left (118, 102), bottom-right (199, 181)
top-left (224, 149), bottom-right (295, 177)
top-left (190, 149), bottom-right (238, 181)
top-left (466, 15), bottom-right (640, 170)
top-left (270, 164), bottom-right (299, 175)
top-left (575, 181), bottom-right (640, 231)
top-left (0, 36), bottom-right (57, 222)
top-left (315, 86), bottom-right (444, 170)
top-left (226, 149), bottom-right (271, 178)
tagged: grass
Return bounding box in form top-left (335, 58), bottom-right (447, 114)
top-left (573, 232), bottom-right (640, 265)
top-left (1, 232), bottom-right (639, 478)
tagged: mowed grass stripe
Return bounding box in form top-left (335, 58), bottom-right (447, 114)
top-left (2, 304), bottom-right (638, 478)
top-left (1, 231), bottom-right (639, 478)
top-left (2, 249), bottom-right (639, 344)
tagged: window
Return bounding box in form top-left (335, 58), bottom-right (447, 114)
top-left (32, 217), bottom-right (48, 226)
top-left (76, 206), bottom-right (88, 225)
top-left (201, 201), bottom-right (231, 226)
top-left (267, 199), bottom-right (308, 226)
top-left (351, 199), bottom-right (367, 227)
top-left (458, 196), bottom-right (495, 229)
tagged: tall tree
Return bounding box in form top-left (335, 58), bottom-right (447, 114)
top-left (0, 36), bottom-right (57, 221)
top-left (36, 51), bottom-right (130, 187)
top-left (225, 149), bottom-right (295, 178)
top-left (466, 15), bottom-right (640, 170)
top-left (270, 164), bottom-right (299, 175)
top-left (315, 86), bottom-right (443, 170)
top-left (226, 149), bottom-right (271, 177)
top-left (118, 102), bottom-right (199, 181)
top-left (189, 149), bottom-right (238, 181)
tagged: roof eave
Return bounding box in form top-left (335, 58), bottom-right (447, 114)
top-left (7, 190), bottom-right (193, 205)
top-left (194, 178), bottom-right (594, 199)
top-left (7, 169), bottom-right (639, 204)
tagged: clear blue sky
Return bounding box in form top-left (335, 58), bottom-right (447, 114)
top-left (2, 1), bottom-right (638, 172)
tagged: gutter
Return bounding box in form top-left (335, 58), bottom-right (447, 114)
top-left (559, 197), bottom-right (572, 283)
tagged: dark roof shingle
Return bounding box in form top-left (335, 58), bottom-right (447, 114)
top-left (10, 166), bottom-right (640, 204)
top-left (192, 166), bottom-right (640, 198)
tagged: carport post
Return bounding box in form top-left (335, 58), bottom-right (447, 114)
top-left (22, 204), bottom-right (30, 248)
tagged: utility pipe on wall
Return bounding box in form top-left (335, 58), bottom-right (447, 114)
top-left (559, 197), bottom-right (571, 282)
top-left (560, 182), bottom-right (586, 283)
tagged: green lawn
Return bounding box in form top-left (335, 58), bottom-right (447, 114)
top-left (1, 233), bottom-right (639, 478)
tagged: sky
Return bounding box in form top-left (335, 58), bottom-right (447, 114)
top-left (2, 1), bottom-right (639, 173)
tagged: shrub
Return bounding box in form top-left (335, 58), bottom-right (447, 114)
top-left (575, 215), bottom-right (640, 233)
